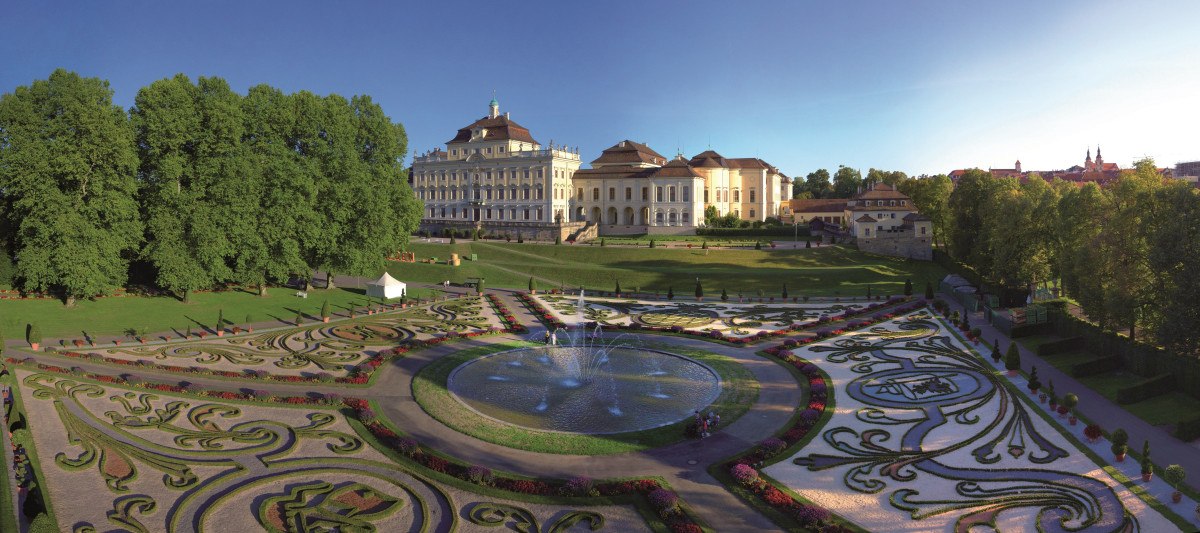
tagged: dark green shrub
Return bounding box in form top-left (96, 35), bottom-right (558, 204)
top-left (1037, 336), bottom-right (1085, 356)
top-left (1004, 342), bottom-right (1020, 371)
top-left (1115, 374), bottom-right (1173, 404)
top-left (1070, 356), bottom-right (1123, 377)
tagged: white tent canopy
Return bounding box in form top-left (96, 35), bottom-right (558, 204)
top-left (366, 272), bottom-right (406, 299)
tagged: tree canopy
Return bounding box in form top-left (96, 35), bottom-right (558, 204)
top-left (0, 69), bottom-right (143, 305)
top-left (0, 70), bottom-right (421, 303)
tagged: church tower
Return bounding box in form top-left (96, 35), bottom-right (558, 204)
top-left (1095, 145), bottom-right (1103, 170)
top-left (488, 96), bottom-right (499, 119)
top-left (1085, 148), bottom-right (1093, 171)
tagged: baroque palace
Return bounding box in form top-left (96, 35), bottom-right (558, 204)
top-left (411, 99), bottom-right (790, 239)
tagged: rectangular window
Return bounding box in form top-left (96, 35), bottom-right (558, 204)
top-left (537, 208), bottom-right (544, 220)
top-left (578, 188), bottom-right (583, 200)
top-left (682, 186), bottom-right (689, 202)
top-left (499, 146), bottom-right (505, 153)
top-left (497, 189), bottom-right (504, 200)
top-left (625, 187), bottom-right (632, 200)
top-left (525, 170), bottom-right (531, 179)
top-left (451, 149), bottom-right (457, 156)
top-left (749, 189), bottom-right (756, 202)
top-left (537, 169), bottom-right (543, 179)
top-left (669, 186), bottom-right (676, 202)
top-left (486, 147), bottom-right (492, 154)
top-left (656, 187), bottom-right (663, 202)
top-left (750, 209), bottom-right (756, 218)
top-left (609, 188), bottom-right (615, 200)
top-left (524, 209), bottom-right (530, 220)
top-left (593, 188), bottom-right (600, 200)
top-left (498, 209), bottom-right (504, 220)
top-left (643, 187), bottom-right (649, 201)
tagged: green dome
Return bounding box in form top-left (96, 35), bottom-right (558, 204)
top-left (489, 98), bottom-right (498, 107)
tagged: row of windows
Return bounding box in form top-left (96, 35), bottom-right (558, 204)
top-left (862, 199), bottom-right (906, 207)
top-left (575, 186), bottom-right (694, 203)
top-left (449, 145), bottom-right (508, 157)
top-left (415, 168), bottom-right (555, 182)
top-left (428, 206), bottom-right (546, 221)
top-left (418, 188), bottom-right (546, 201)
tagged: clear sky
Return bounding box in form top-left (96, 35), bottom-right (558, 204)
top-left (4, 0), bottom-right (1198, 177)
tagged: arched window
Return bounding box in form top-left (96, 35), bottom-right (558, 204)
top-left (655, 211), bottom-right (664, 225)
top-left (668, 211), bottom-right (677, 225)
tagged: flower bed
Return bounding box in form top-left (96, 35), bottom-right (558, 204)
top-left (346, 398), bottom-right (706, 531)
top-left (520, 292), bottom-right (915, 345)
top-left (760, 309), bottom-right (1178, 532)
top-left (38, 296), bottom-right (523, 383)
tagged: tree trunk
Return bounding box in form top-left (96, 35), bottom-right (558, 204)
top-left (65, 295), bottom-right (76, 307)
top-left (258, 283), bottom-right (269, 297)
top-left (182, 289), bottom-right (190, 304)
top-left (1129, 322), bottom-right (1136, 342)
top-left (305, 279), bottom-right (314, 292)
top-left (326, 271), bottom-right (336, 290)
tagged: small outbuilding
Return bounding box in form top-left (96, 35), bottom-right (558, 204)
top-left (366, 272), bottom-right (406, 299)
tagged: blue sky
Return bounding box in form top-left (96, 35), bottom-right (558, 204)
top-left (3, 0), bottom-right (1198, 176)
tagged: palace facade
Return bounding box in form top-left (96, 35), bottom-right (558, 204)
top-left (571, 141), bottom-right (791, 235)
top-left (412, 99), bottom-right (792, 238)
top-left (411, 99), bottom-right (584, 240)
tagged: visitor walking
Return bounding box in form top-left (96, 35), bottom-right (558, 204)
top-left (544, 331), bottom-right (551, 345)
top-left (551, 330), bottom-right (558, 345)
top-left (700, 417), bottom-right (710, 438)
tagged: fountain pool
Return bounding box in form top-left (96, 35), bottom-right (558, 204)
top-left (447, 346), bottom-right (721, 434)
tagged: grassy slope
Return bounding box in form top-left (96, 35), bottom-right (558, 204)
top-left (0, 286), bottom-right (439, 341)
top-left (390, 242), bottom-right (947, 297)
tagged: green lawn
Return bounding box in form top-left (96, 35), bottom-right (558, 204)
top-left (390, 242), bottom-right (946, 298)
top-left (0, 285), bottom-right (441, 342)
top-left (1034, 350), bottom-right (1200, 427)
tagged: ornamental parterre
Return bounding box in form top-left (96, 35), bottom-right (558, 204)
top-left (763, 309), bottom-right (1179, 532)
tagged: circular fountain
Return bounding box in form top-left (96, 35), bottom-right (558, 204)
top-left (447, 345), bottom-right (721, 434)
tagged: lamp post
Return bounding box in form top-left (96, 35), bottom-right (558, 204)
top-left (794, 220), bottom-right (798, 248)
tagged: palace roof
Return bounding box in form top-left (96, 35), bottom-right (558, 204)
top-left (651, 156), bottom-right (703, 178)
top-left (590, 140), bottom-right (667, 166)
top-left (446, 115), bottom-right (538, 145)
top-left (789, 199), bottom-right (847, 213)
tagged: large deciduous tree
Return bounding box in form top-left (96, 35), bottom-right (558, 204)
top-left (831, 165), bottom-right (862, 198)
top-left (0, 69), bottom-right (142, 305)
top-left (132, 74), bottom-right (247, 302)
top-left (898, 174), bottom-right (953, 249)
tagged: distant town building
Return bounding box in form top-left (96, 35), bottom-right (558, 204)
top-left (1175, 160), bottom-right (1200, 187)
top-left (809, 183), bottom-right (932, 260)
top-left (411, 98), bottom-right (584, 240)
top-left (949, 146), bottom-right (1136, 187)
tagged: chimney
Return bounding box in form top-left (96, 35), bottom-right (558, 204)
top-left (505, 112), bottom-right (509, 119)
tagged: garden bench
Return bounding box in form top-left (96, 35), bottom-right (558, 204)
top-left (463, 277), bottom-right (484, 288)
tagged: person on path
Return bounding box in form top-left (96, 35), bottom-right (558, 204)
top-left (700, 417), bottom-right (710, 438)
top-left (551, 330), bottom-right (557, 345)
top-left (544, 331), bottom-right (551, 345)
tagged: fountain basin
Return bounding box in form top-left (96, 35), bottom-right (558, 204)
top-left (447, 346), bottom-right (721, 434)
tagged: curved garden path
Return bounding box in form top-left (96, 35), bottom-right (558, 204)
top-left (4, 287), bottom-right (807, 532)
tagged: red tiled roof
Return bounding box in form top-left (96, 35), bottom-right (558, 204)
top-left (789, 199), bottom-right (847, 213)
top-left (590, 140), bottom-right (667, 166)
top-left (650, 156), bottom-right (703, 178)
top-left (446, 115), bottom-right (538, 145)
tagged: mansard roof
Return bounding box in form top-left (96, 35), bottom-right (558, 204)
top-left (651, 156), bottom-right (703, 178)
top-left (446, 114), bottom-right (538, 145)
top-left (590, 140), bottom-right (667, 166)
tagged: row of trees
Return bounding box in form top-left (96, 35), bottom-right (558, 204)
top-left (0, 69), bottom-right (421, 304)
top-left (947, 161), bottom-right (1200, 352)
top-left (792, 166), bottom-right (912, 200)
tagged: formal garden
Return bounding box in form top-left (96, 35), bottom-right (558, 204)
top-left (5, 288), bottom-right (1199, 532)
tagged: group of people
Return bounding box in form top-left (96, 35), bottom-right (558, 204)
top-left (695, 409), bottom-right (720, 438)
top-left (542, 329), bottom-right (559, 345)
